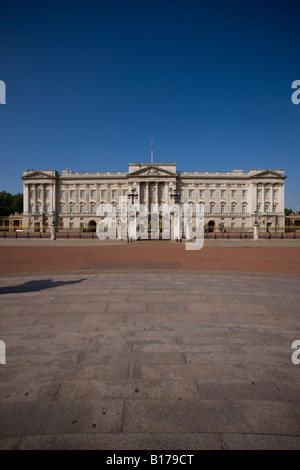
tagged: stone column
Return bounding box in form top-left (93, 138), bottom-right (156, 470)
top-left (41, 184), bottom-right (45, 213)
top-left (145, 182), bottom-right (149, 213)
top-left (270, 184), bottom-right (274, 211)
top-left (34, 184), bottom-right (38, 213)
top-left (75, 185), bottom-right (79, 213)
top-left (86, 183), bottom-right (90, 213)
top-left (278, 184), bottom-right (284, 213)
top-left (23, 184), bottom-right (29, 214)
top-left (261, 184), bottom-right (265, 215)
top-left (253, 223), bottom-right (259, 240)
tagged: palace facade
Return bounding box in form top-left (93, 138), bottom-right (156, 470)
top-left (22, 162), bottom-right (286, 235)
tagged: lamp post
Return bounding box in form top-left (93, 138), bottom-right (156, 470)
top-left (50, 210), bottom-right (56, 240)
top-left (128, 188), bottom-right (138, 204)
top-left (128, 188), bottom-right (138, 242)
top-left (170, 190), bottom-right (181, 204)
top-left (253, 210), bottom-right (259, 241)
top-left (170, 190), bottom-right (182, 242)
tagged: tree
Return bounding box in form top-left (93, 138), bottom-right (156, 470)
top-left (0, 191), bottom-right (23, 216)
top-left (11, 193), bottom-right (23, 214)
top-left (284, 208), bottom-right (294, 216)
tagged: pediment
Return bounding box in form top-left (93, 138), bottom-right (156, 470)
top-left (129, 165), bottom-right (176, 177)
top-left (22, 171), bottom-right (55, 180)
top-left (251, 170), bottom-right (286, 179)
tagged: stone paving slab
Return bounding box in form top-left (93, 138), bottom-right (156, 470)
top-left (0, 272), bottom-right (299, 450)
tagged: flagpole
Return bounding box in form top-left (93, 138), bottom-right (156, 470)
top-left (151, 140), bottom-right (153, 164)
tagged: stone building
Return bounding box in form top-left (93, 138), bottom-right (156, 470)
top-left (22, 163), bottom-right (286, 236)
top-left (285, 211), bottom-right (300, 232)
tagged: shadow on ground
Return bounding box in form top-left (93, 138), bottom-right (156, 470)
top-left (0, 278), bottom-right (87, 295)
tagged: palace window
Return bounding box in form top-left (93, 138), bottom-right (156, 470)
top-left (90, 190), bottom-right (95, 199)
top-left (210, 190), bottom-right (214, 198)
top-left (112, 190), bottom-right (117, 198)
top-left (231, 203), bottom-right (236, 214)
top-left (80, 190), bottom-right (85, 199)
top-left (199, 190), bottom-right (204, 198)
top-left (231, 190), bottom-right (236, 198)
top-left (221, 190), bottom-right (225, 199)
top-left (221, 204), bottom-right (225, 214)
top-left (242, 190), bottom-right (247, 198)
top-left (209, 204), bottom-right (214, 214)
top-left (242, 204), bottom-right (246, 214)
top-left (70, 190), bottom-right (75, 199)
top-left (80, 204), bottom-right (85, 213)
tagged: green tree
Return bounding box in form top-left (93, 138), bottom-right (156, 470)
top-left (0, 191), bottom-right (23, 216)
top-left (12, 193), bottom-right (23, 214)
top-left (284, 208), bottom-right (294, 216)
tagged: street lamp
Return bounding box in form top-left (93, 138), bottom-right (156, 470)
top-left (170, 190), bottom-right (182, 242)
top-left (128, 188), bottom-right (138, 242)
top-left (254, 209), bottom-right (258, 224)
top-left (253, 209), bottom-right (259, 241)
top-left (170, 190), bottom-right (181, 204)
top-left (128, 188), bottom-right (138, 204)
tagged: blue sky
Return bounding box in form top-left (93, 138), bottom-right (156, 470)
top-left (0, 0), bottom-right (299, 209)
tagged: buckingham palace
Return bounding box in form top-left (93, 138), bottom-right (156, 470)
top-left (22, 162), bottom-right (286, 237)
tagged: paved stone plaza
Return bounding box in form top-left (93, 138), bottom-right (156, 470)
top-left (0, 269), bottom-right (300, 449)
